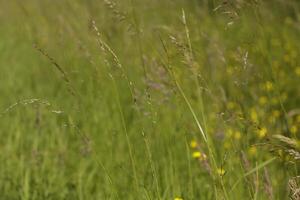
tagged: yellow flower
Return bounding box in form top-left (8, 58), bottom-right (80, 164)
top-left (174, 198), bottom-right (183, 200)
top-left (227, 101), bottom-right (236, 110)
top-left (265, 81), bottom-right (273, 91)
top-left (248, 146), bottom-right (257, 156)
top-left (290, 125), bottom-right (298, 135)
top-left (234, 131), bottom-right (241, 140)
top-left (217, 168), bottom-right (225, 176)
top-left (269, 110), bottom-right (280, 124)
top-left (268, 116), bottom-right (275, 124)
top-left (257, 127), bottom-right (267, 138)
top-left (227, 129), bottom-right (233, 137)
top-left (192, 151), bottom-right (207, 161)
top-left (272, 110), bottom-right (280, 118)
top-left (259, 96), bottom-right (267, 105)
top-left (192, 151), bottom-right (201, 159)
top-left (190, 140), bottom-right (198, 149)
top-left (250, 108), bottom-right (258, 123)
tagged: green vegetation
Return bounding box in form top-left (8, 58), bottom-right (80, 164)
top-left (0, 0), bottom-right (299, 199)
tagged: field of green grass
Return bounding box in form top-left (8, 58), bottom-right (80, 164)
top-left (0, 0), bottom-right (299, 199)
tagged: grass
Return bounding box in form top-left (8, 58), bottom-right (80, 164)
top-left (0, 0), bottom-right (299, 199)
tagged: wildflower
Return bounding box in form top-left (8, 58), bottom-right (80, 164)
top-left (192, 151), bottom-right (201, 159)
top-left (290, 125), bottom-right (298, 135)
top-left (174, 198), bottom-right (183, 200)
top-left (272, 110), bottom-right (280, 118)
top-left (217, 168), bottom-right (225, 176)
top-left (248, 146), bottom-right (257, 156)
top-left (269, 110), bottom-right (280, 123)
top-left (190, 140), bottom-right (197, 149)
top-left (265, 81), bottom-right (273, 91)
top-left (257, 127), bottom-right (267, 138)
top-left (192, 151), bottom-right (207, 161)
top-left (227, 129), bottom-right (233, 137)
top-left (250, 108), bottom-right (258, 123)
top-left (259, 96), bottom-right (267, 105)
top-left (268, 116), bottom-right (275, 124)
top-left (227, 101), bottom-right (236, 110)
top-left (234, 131), bottom-right (241, 140)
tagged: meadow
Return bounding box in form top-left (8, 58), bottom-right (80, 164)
top-left (0, 0), bottom-right (299, 199)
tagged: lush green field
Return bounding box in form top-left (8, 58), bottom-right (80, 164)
top-left (0, 0), bottom-right (299, 199)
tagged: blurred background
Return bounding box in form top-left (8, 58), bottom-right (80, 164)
top-left (0, 0), bottom-right (299, 199)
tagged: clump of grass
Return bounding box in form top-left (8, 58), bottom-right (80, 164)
top-left (0, 0), bottom-right (299, 199)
